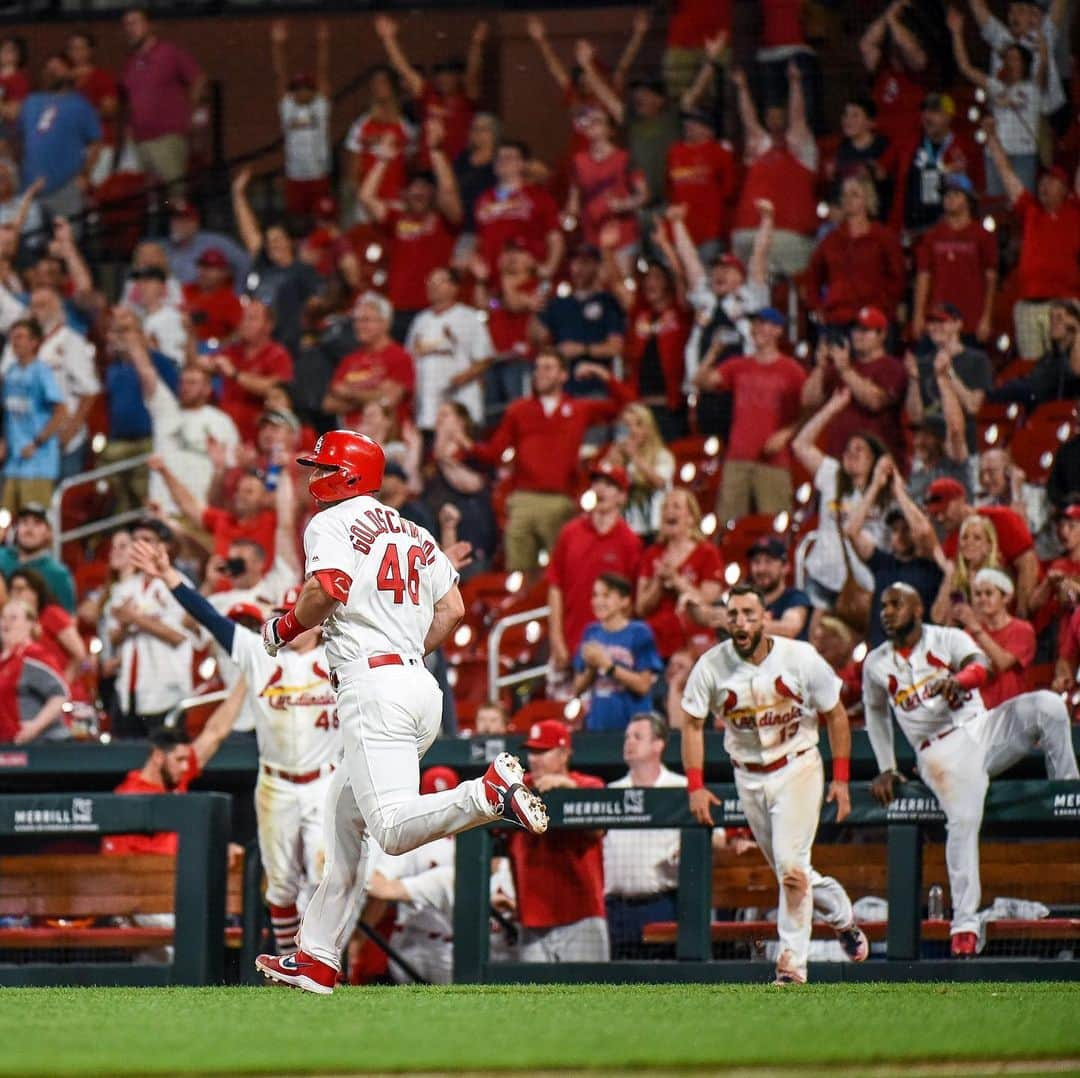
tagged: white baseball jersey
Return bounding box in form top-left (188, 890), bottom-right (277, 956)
top-left (405, 303), bottom-right (492, 430)
top-left (862, 624), bottom-right (988, 773)
top-left (604, 765), bottom-right (687, 898)
top-left (303, 495), bottom-right (458, 670)
top-left (681, 636), bottom-right (841, 767)
top-left (229, 627), bottom-right (339, 773)
top-left (280, 94), bottom-right (330, 181)
top-left (374, 836), bottom-right (455, 941)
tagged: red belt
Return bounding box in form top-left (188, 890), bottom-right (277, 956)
top-left (369, 653), bottom-right (407, 669)
top-left (262, 763), bottom-right (333, 785)
top-left (735, 746), bottom-right (814, 774)
top-left (918, 727), bottom-right (958, 753)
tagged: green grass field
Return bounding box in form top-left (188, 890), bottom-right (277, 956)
top-left (1, 983), bottom-right (1078, 1076)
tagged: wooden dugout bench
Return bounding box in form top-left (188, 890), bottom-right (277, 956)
top-left (0, 853), bottom-right (249, 951)
top-left (641, 839), bottom-right (1080, 947)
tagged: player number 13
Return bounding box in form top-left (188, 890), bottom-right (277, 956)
top-left (375, 543), bottom-right (424, 606)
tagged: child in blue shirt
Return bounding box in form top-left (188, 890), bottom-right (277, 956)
top-left (573, 572), bottom-right (663, 732)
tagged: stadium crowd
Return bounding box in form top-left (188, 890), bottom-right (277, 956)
top-left (0, 0), bottom-right (1076, 753)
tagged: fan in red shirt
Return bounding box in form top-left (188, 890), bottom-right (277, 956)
top-left (212, 300), bottom-right (294, 443)
top-left (696, 307), bottom-right (808, 520)
top-left (0, 37), bottom-right (30, 121)
top-left (611, 254), bottom-right (690, 441)
top-left (547, 463), bottom-right (643, 671)
top-left (801, 306), bottom-right (909, 464)
top-left (373, 15), bottom-right (484, 162)
top-left (637, 489), bottom-right (724, 660)
top-left (859, 3), bottom-right (929, 149)
top-left (506, 720), bottom-right (609, 963)
top-left (804, 175), bottom-right (905, 327)
top-left (923, 478), bottom-right (1040, 615)
top-left (359, 120), bottom-right (462, 324)
top-left (666, 110), bottom-right (737, 250)
top-left (150, 457), bottom-right (277, 570)
top-left (986, 125), bottom-right (1080, 359)
top-left (182, 249), bottom-right (243, 344)
top-left (0, 600), bottom-right (68, 745)
top-left (953, 568), bottom-right (1036, 710)
top-left (67, 32), bottom-right (119, 148)
top-left (102, 683), bottom-right (245, 856)
top-left (7, 568), bottom-right (87, 690)
top-left (343, 67), bottom-right (416, 207)
top-left (567, 108), bottom-right (647, 250)
top-left (912, 173), bottom-right (998, 342)
top-left (467, 350), bottom-right (633, 572)
top-left (1028, 503), bottom-right (1080, 636)
top-left (474, 140), bottom-right (564, 280)
top-left (324, 293), bottom-right (415, 431)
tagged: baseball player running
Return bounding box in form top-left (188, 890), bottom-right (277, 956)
top-left (863, 583), bottom-right (1079, 957)
top-left (253, 430), bottom-right (548, 994)
top-left (680, 584), bottom-right (869, 985)
top-left (129, 544), bottom-right (339, 956)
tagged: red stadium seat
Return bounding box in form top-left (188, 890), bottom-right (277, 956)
top-left (719, 513), bottom-right (788, 568)
top-left (1009, 418), bottom-right (1077, 482)
top-left (508, 697), bottom-right (575, 733)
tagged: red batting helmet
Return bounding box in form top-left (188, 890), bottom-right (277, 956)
top-left (297, 430), bottom-right (385, 503)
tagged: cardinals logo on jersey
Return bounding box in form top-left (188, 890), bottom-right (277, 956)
top-left (774, 676), bottom-right (803, 704)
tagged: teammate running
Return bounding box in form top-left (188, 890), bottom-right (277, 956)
top-left (254, 430), bottom-right (547, 994)
top-left (129, 544), bottom-right (340, 957)
top-left (863, 582), bottom-right (1079, 957)
top-left (680, 584), bottom-right (869, 985)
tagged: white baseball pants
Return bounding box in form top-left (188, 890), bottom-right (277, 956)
top-left (255, 770), bottom-right (332, 910)
top-left (518, 917), bottom-right (610, 962)
top-left (298, 663), bottom-right (497, 970)
top-left (734, 748), bottom-right (854, 978)
top-left (917, 690), bottom-right (1078, 936)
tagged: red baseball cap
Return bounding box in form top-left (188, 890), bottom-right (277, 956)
top-left (524, 719), bottom-right (571, 751)
top-left (197, 248), bottom-right (229, 269)
top-left (1042, 164), bottom-right (1070, 187)
top-left (275, 585), bottom-right (302, 613)
top-left (226, 602), bottom-right (265, 623)
top-left (715, 252), bottom-right (746, 277)
top-left (589, 461), bottom-right (629, 492)
top-left (1063, 504), bottom-right (1080, 521)
top-left (854, 306), bottom-right (888, 331)
top-left (924, 477), bottom-right (967, 506)
top-left (926, 303), bottom-right (963, 323)
top-left (420, 766), bottom-right (460, 794)
top-left (169, 199), bottom-right (200, 221)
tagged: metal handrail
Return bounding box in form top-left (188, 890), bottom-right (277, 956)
top-left (486, 604), bottom-right (550, 703)
top-left (48, 453), bottom-right (154, 558)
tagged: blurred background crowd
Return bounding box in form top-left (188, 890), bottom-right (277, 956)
top-left (0, 0), bottom-right (1078, 748)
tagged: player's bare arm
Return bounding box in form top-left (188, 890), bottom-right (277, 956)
top-left (820, 701), bottom-right (852, 822)
top-left (424, 585), bottom-right (465, 655)
top-left (192, 677), bottom-right (248, 769)
top-left (681, 707), bottom-right (720, 826)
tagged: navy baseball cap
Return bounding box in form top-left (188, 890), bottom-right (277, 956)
top-left (750, 307), bottom-right (785, 327)
top-left (747, 535), bottom-right (787, 561)
top-left (944, 173), bottom-right (975, 196)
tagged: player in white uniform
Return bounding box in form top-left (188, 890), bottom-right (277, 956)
top-left (680, 585), bottom-right (869, 985)
top-left (129, 545), bottom-right (341, 956)
top-left (253, 430), bottom-right (548, 994)
top-left (863, 583), bottom-right (1079, 957)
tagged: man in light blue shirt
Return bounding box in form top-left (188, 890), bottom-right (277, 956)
top-left (2, 318), bottom-right (66, 514)
top-left (20, 53), bottom-right (102, 226)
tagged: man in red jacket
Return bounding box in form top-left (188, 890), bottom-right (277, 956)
top-left (466, 348), bottom-right (632, 571)
top-left (547, 461), bottom-right (643, 672)
top-left (506, 719), bottom-right (608, 962)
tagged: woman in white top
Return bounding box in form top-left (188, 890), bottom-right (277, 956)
top-left (602, 403), bottom-right (674, 540)
top-left (792, 386), bottom-right (890, 622)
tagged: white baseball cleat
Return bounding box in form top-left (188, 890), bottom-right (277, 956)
top-left (255, 950), bottom-right (337, 994)
top-left (482, 752), bottom-right (524, 805)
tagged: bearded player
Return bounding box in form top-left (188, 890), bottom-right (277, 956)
top-left (680, 584), bottom-right (869, 985)
top-left (863, 582), bottom-right (1078, 957)
top-left (129, 541), bottom-right (340, 957)
top-left (254, 431), bottom-right (548, 994)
